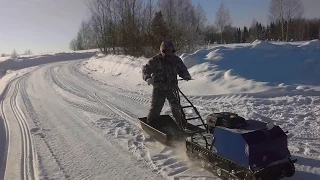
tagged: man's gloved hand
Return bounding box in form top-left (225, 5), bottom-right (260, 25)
top-left (183, 75), bottom-right (192, 81)
top-left (146, 78), bottom-right (154, 85)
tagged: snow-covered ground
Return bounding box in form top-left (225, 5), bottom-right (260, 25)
top-left (83, 40), bottom-right (320, 95)
top-left (0, 40), bottom-right (319, 180)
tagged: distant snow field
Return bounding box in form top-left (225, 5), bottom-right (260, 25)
top-left (0, 40), bottom-right (319, 180)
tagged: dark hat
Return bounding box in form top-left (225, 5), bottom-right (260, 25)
top-left (160, 40), bottom-right (176, 53)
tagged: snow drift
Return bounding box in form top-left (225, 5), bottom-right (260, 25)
top-left (0, 50), bottom-right (98, 72)
top-left (0, 50), bottom-right (98, 97)
top-left (81, 40), bottom-right (320, 95)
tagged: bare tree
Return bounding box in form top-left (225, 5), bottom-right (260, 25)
top-left (87, 0), bottom-right (113, 53)
top-left (269, 0), bottom-right (304, 41)
top-left (69, 38), bottom-right (77, 51)
top-left (113, 0), bottom-right (145, 56)
top-left (284, 0), bottom-right (304, 41)
top-left (194, 3), bottom-right (207, 45)
top-left (141, 0), bottom-right (156, 54)
top-left (195, 3), bottom-right (206, 31)
top-left (156, 0), bottom-right (206, 53)
top-left (77, 20), bottom-right (96, 50)
top-left (269, 0), bottom-right (284, 40)
top-left (157, 0), bottom-right (176, 27)
top-left (215, 2), bottom-right (232, 44)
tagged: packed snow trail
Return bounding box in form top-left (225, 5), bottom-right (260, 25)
top-left (1, 62), bottom-right (166, 180)
top-left (1, 58), bottom-right (319, 179)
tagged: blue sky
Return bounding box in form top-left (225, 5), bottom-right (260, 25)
top-left (1, 0), bottom-right (319, 55)
top-left (192, 0), bottom-right (270, 27)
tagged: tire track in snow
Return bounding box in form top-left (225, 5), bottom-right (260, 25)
top-left (92, 92), bottom-right (195, 179)
top-left (69, 62), bottom-right (219, 178)
top-left (47, 66), bottom-right (96, 103)
top-left (71, 63), bottom-right (152, 108)
top-left (60, 62), bottom-right (196, 179)
top-left (8, 78), bottom-right (36, 180)
top-left (35, 64), bottom-right (164, 179)
top-left (93, 93), bottom-right (140, 127)
top-left (46, 64), bottom-right (156, 174)
top-left (19, 74), bottom-right (70, 179)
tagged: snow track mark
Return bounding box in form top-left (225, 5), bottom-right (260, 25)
top-left (8, 78), bottom-right (36, 180)
top-left (0, 79), bottom-right (13, 179)
top-left (20, 75), bottom-right (70, 179)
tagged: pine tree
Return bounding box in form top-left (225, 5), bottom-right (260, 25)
top-left (24, 49), bottom-right (32, 55)
top-left (237, 28), bottom-right (241, 43)
top-left (11, 49), bottom-right (18, 58)
top-left (242, 26), bottom-right (249, 43)
top-left (151, 11), bottom-right (169, 53)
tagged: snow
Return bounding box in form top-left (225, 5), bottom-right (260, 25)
top-left (81, 40), bottom-right (320, 95)
top-left (298, 39), bottom-right (320, 49)
top-left (0, 40), bottom-right (320, 180)
top-left (251, 39), bottom-right (277, 50)
top-left (0, 50), bottom-right (98, 72)
top-left (0, 57), bottom-right (10, 62)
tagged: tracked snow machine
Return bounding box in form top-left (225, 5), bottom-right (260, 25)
top-left (138, 81), bottom-right (297, 180)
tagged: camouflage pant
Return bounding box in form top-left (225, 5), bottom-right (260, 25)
top-left (147, 84), bottom-right (184, 126)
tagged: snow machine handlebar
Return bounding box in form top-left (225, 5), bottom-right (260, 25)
top-left (177, 78), bottom-right (194, 81)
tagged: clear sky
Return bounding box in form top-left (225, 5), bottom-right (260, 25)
top-left (1, 0), bottom-right (319, 55)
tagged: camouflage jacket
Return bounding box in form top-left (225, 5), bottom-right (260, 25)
top-left (142, 53), bottom-right (190, 85)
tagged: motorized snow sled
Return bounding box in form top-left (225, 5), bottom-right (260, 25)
top-left (138, 81), bottom-right (297, 180)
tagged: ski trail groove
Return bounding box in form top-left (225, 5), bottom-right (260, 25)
top-left (9, 78), bottom-right (36, 180)
top-left (0, 79), bottom-right (14, 179)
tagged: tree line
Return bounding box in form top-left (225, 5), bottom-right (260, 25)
top-left (1, 49), bottom-right (33, 58)
top-left (70, 0), bottom-right (320, 57)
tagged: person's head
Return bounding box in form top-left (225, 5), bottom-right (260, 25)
top-left (160, 40), bottom-right (175, 57)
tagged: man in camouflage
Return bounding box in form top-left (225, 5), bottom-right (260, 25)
top-left (142, 40), bottom-right (191, 127)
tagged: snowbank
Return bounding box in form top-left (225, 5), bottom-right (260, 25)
top-left (184, 40), bottom-right (320, 86)
top-left (83, 54), bottom-right (146, 88)
top-left (0, 50), bottom-right (98, 72)
top-left (81, 40), bottom-right (320, 95)
top-left (0, 57), bottom-right (10, 62)
top-left (0, 69), bottom-right (6, 79)
top-left (0, 50), bottom-right (98, 98)
top-left (298, 39), bottom-right (320, 49)
top-left (251, 40), bottom-right (276, 50)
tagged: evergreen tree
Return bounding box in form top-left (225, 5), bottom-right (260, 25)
top-left (151, 11), bottom-right (169, 53)
top-left (233, 30), bottom-right (238, 43)
top-left (203, 25), bottom-right (216, 44)
top-left (242, 26), bottom-right (249, 43)
top-left (11, 49), bottom-right (18, 58)
top-left (237, 28), bottom-right (241, 43)
top-left (24, 49), bottom-right (32, 55)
